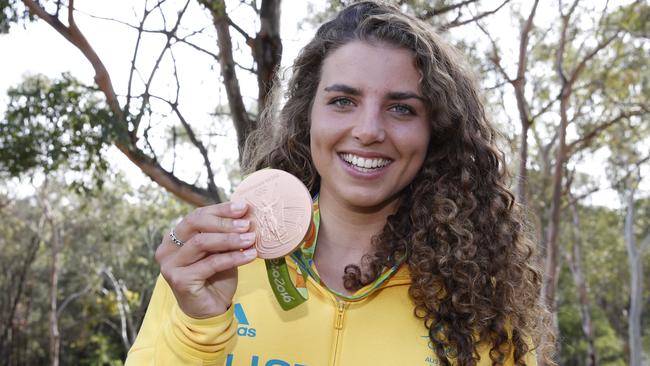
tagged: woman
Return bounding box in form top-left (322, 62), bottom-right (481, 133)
top-left (127, 2), bottom-right (553, 365)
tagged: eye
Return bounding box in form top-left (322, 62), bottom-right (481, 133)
top-left (389, 103), bottom-right (415, 115)
top-left (329, 97), bottom-right (355, 109)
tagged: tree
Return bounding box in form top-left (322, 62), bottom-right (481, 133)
top-left (36, 181), bottom-right (64, 366)
top-left (0, 198), bottom-right (41, 365)
top-left (472, 1), bottom-right (649, 363)
top-left (2, 1), bottom-right (649, 364)
top-left (0, 0), bottom-right (510, 207)
top-left (606, 113), bottom-right (650, 365)
top-left (476, 0), bottom-right (545, 205)
top-left (621, 170), bottom-right (649, 366)
top-left (0, 170), bottom-right (193, 364)
top-left (1, 0), bottom-right (284, 206)
top-left (565, 173), bottom-right (597, 366)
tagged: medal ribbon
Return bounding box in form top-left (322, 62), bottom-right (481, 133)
top-left (265, 196), bottom-right (405, 310)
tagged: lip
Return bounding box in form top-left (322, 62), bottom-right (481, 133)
top-left (337, 151), bottom-right (393, 179)
top-left (337, 149), bottom-right (393, 160)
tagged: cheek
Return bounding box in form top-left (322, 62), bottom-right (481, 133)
top-left (308, 124), bottom-right (325, 168)
top-left (309, 107), bottom-right (340, 148)
top-left (399, 124), bottom-right (431, 155)
top-left (404, 132), bottom-right (431, 175)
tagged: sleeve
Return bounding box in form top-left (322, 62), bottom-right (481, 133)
top-left (125, 275), bottom-right (238, 366)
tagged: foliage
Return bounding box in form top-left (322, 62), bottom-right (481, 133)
top-left (0, 73), bottom-right (115, 192)
top-left (557, 301), bottom-right (626, 366)
top-left (0, 173), bottom-right (191, 365)
top-left (0, 0), bottom-right (649, 365)
top-left (555, 200), bottom-right (650, 365)
top-left (0, 0), bottom-right (32, 33)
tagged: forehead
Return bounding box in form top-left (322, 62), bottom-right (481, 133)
top-left (319, 41), bottom-right (421, 93)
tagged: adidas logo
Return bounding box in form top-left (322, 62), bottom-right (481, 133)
top-left (234, 303), bottom-right (257, 337)
top-left (227, 303), bottom-right (308, 365)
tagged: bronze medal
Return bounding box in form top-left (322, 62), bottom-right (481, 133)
top-left (231, 169), bottom-right (313, 259)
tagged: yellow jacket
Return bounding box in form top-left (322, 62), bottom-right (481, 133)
top-left (126, 258), bottom-right (535, 366)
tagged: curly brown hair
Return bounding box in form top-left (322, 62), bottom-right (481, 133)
top-left (243, 1), bottom-right (554, 365)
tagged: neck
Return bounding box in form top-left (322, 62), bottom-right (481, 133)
top-left (313, 190), bottom-right (398, 294)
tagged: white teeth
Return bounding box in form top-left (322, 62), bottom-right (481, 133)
top-left (340, 153), bottom-right (391, 171)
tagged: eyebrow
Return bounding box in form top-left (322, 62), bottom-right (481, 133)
top-left (323, 84), bottom-right (361, 95)
top-left (386, 91), bottom-right (426, 102)
top-left (323, 83), bottom-right (425, 102)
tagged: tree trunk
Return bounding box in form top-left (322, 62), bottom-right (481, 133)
top-left (103, 268), bottom-right (134, 351)
top-left (542, 92), bottom-right (568, 314)
top-left (0, 236), bottom-right (40, 365)
top-left (542, 4), bottom-right (575, 351)
top-left (568, 200), bottom-right (597, 366)
top-left (48, 223), bottom-right (62, 366)
top-left (516, 121), bottom-right (529, 205)
top-left (38, 186), bottom-right (61, 366)
top-left (200, 0), bottom-right (253, 158)
top-left (255, 0), bottom-right (282, 113)
top-left (624, 188), bottom-right (648, 366)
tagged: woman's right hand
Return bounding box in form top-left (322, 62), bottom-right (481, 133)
top-left (155, 201), bottom-right (257, 319)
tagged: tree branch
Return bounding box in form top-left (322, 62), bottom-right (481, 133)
top-left (79, 7), bottom-right (219, 61)
top-left (22, 0), bottom-right (217, 206)
top-left (417, 0), bottom-right (479, 20)
top-left (253, 0), bottom-right (282, 119)
top-left (228, 18), bottom-right (252, 43)
top-left (102, 267), bottom-right (132, 351)
top-left (22, 0), bottom-right (123, 121)
top-left (556, 0), bottom-right (579, 86)
top-left (531, 96), bottom-right (560, 121)
top-left (157, 95), bottom-right (221, 199)
top-left (567, 108), bottom-right (647, 153)
top-left (475, 20), bottom-right (512, 82)
top-left (56, 284), bottom-right (93, 319)
top-left (134, 0), bottom-right (191, 137)
top-left (512, 0), bottom-right (540, 129)
top-left (517, 0), bottom-right (539, 84)
top-left (175, 35), bottom-right (220, 60)
top-left (439, 0), bottom-right (510, 31)
top-left (200, 0), bottom-right (252, 157)
top-left (125, 1), bottom-right (165, 137)
top-left (567, 32), bottom-right (620, 87)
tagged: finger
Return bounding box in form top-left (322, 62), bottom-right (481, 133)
top-left (182, 213), bottom-right (251, 235)
top-left (156, 230), bottom-right (251, 266)
top-left (172, 231), bottom-right (256, 266)
top-left (182, 247), bottom-right (258, 280)
top-left (156, 232), bottom-right (182, 264)
top-left (176, 201), bottom-right (251, 240)
top-left (199, 201), bottom-right (249, 218)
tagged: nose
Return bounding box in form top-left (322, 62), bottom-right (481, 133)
top-left (351, 105), bottom-right (386, 145)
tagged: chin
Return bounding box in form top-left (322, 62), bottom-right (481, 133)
top-left (342, 191), bottom-right (401, 212)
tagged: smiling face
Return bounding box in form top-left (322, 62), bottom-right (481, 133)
top-left (310, 41), bottom-right (431, 213)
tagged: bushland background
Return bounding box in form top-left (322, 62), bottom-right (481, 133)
top-left (0, 1), bottom-right (648, 365)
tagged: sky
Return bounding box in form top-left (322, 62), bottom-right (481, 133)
top-left (0, 0), bottom-right (644, 207)
top-left (0, 0), bottom-right (319, 197)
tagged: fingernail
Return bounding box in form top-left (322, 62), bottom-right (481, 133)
top-left (233, 219), bottom-right (249, 228)
top-left (231, 201), bottom-right (246, 212)
top-left (242, 247), bottom-right (257, 259)
top-left (240, 232), bottom-right (256, 244)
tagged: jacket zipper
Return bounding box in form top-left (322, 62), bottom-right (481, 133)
top-left (331, 300), bottom-right (347, 366)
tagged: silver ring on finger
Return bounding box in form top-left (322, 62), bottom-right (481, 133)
top-left (169, 228), bottom-right (186, 248)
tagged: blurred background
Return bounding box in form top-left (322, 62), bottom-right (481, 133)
top-left (0, 0), bottom-right (648, 365)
